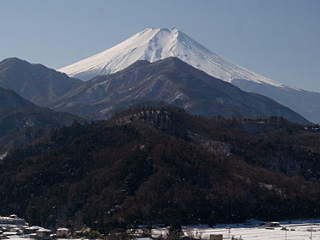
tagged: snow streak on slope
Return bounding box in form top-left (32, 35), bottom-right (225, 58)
top-left (58, 28), bottom-right (284, 88)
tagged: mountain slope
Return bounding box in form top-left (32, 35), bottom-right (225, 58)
top-left (58, 28), bottom-right (320, 123)
top-left (0, 86), bottom-right (80, 154)
top-left (0, 85), bottom-right (34, 113)
top-left (0, 58), bottom-right (83, 107)
top-left (232, 79), bottom-right (320, 124)
top-left (0, 106), bottom-right (319, 231)
top-left (52, 57), bottom-right (309, 124)
top-left (59, 28), bottom-right (280, 86)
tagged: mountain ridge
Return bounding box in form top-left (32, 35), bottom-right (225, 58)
top-left (0, 58), bottom-right (83, 107)
top-left (52, 57), bottom-right (310, 124)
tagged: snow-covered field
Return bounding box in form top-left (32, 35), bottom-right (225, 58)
top-left (151, 219), bottom-right (320, 240)
top-left (2, 219), bottom-right (320, 240)
top-left (199, 223), bottom-right (320, 240)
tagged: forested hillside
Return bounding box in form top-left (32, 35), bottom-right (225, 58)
top-left (0, 106), bottom-right (319, 233)
top-left (0, 86), bottom-right (81, 154)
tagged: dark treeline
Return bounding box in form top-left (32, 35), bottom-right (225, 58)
top-left (0, 106), bottom-right (319, 233)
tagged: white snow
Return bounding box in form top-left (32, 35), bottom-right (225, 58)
top-left (198, 222), bottom-right (320, 240)
top-left (150, 219), bottom-right (320, 240)
top-left (58, 28), bottom-right (285, 88)
top-left (0, 152), bottom-right (7, 160)
top-left (2, 220), bottom-right (320, 240)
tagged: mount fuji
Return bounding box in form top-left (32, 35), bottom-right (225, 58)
top-left (59, 28), bottom-right (280, 86)
top-left (59, 28), bottom-right (320, 123)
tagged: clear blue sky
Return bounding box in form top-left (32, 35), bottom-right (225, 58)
top-left (1, 0), bottom-right (319, 92)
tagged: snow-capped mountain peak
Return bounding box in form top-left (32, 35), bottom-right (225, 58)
top-left (58, 27), bottom-right (283, 88)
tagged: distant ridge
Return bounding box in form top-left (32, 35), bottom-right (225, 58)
top-left (0, 58), bottom-right (83, 107)
top-left (53, 57), bottom-right (310, 125)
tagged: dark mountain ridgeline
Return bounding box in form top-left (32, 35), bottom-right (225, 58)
top-left (0, 106), bottom-right (319, 232)
top-left (50, 57), bottom-right (310, 125)
top-left (0, 58), bottom-right (83, 107)
top-left (0, 57), bottom-right (310, 125)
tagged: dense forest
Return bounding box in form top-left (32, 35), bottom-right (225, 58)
top-left (0, 105), bottom-right (319, 233)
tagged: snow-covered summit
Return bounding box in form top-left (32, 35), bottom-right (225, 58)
top-left (58, 28), bottom-right (284, 88)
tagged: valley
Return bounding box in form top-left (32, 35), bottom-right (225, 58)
top-left (0, 26), bottom-right (319, 237)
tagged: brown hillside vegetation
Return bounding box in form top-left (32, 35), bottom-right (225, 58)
top-left (0, 105), bottom-right (319, 233)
